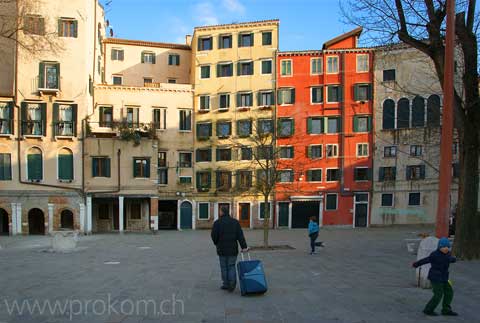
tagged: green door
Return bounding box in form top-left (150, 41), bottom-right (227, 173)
top-left (180, 201), bottom-right (192, 229)
top-left (278, 202), bottom-right (289, 227)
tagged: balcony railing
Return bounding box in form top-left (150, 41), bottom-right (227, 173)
top-left (22, 121), bottom-right (43, 136)
top-left (54, 121), bottom-right (74, 136)
top-left (87, 121), bottom-right (157, 139)
top-left (144, 82), bottom-right (162, 88)
top-left (0, 119), bottom-right (13, 135)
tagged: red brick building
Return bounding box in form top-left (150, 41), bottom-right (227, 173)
top-left (275, 28), bottom-right (373, 228)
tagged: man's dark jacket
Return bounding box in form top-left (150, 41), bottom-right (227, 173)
top-left (413, 250), bottom-right (456, 282)
top-left (211, 214), bottom-right (247, 256)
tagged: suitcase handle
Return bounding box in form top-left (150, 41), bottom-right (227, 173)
top-left (240, 251), bottom-right (251, 261)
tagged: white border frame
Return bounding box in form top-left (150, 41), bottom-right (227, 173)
top-left (325, 167), bottom-right (340, 183)
top-left (356, 143), bottom-right (369, 158)
top-left (356, 54), bottom-right (369, 73)
top-left (177, 199), bottom-right (195, 230)
top-left (57, 147), bottom-right (74, 182)
top-left (25, 146), bottom-right (44, 182)
top-left (276, 201), bottom-right (291, 228)
top-left (236, 201), bottom-right (253, 229)
top-left (310, 57), bottom-right (323, 75)
top-left (197, 202), bottom-right (210, 221)
top-left (258, 201), bottom-right (273, 220)
top-left (278, 87), bottom-right (294, 106)
top-left (279, 59), bottom-right (293, 77)
top-left (353, 192), bottom-right (369, 228)
top-left (408, 192), bottom-right (422, 207)
top-left (306, 168), bottom-right (322, 183)
top-left (326, 56), bottom-right (339, 74)
top-left (310, 86), bottom-right (324, 105)
top-left (308, 144), bottom-right (323, 159)
top-left (325, 193), bottom-right (338, 211)
top-left (278, 169), bottom-right (294, 184)
top-left (354, 166), bottom-right (370, 182)
top-left (380, 193), bottom-right (395, 208)
top-left (112, 75), bottom-right (123, 85)
top-left (325, 144), bottom-right (339, 158)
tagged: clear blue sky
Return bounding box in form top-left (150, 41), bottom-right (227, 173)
top-left (100, 0), bottom-right (357, 51)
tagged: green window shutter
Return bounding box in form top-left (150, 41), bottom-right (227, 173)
top-left (196, 172), bottom-right (201, 189)
top-left (237, 62), bottom-right (241, 76)
top-left (55, 63), bottom-right (60, 89)
top-left (8, 102), bottom-right (14, 135)
top-left (207, 172), bottom-right (212, 188)
top-left (28, 154), bottom-right (42, 180)
top-left (367, 168), bottom-right (373, 181)
top-left (208, 124), bottom-right (212, 136)
top-left (59, 154), bottom-right (73, 180)
top-left (40, 103), bottom-right (47, 136)
top-left (337, 117), bottom-right (342, 133)
top-left (367, 116), bottom-right (372, 132)
top-left (141, 53), bottom-right (145, 63)
top-left (238, 34), bottom-right (242, 47)
top-left (420, 165), bottom-right (426, 179)
top-left (251, 61), bottom-right (254, 75)
top-left (367, 84), bottom-right (373, 100)
top-left (291, 89), bottom-right (295, 104)
top-left (216, 148), bottom-right (220, 161)
top-left (105, 158), bottom-right (111, 177)
top-left (195, 150), bottom-right (200, 162)
top-left (353, 84), bottom-right (358, 101)
top-left (236, 93), bottom-right (241, 107)
top-left (52, 103), bottom-right (59, 135)
top-left (152, 55), bottom-right (156, 64)
top-left (72, 104), bottom-right (78, 136)
top-left (92, 158), bottom-right (98, 177)
top-left (73, 20), bottom-right (78, 38)
top-left (133, 159), bottom-right (137, 177)
top-left (277, 90), bottom-right (283, 105)
top-left (145, 160), bottom-right (150, 178)
top-left (339, 86), bottom-right (344, 102)
top-left (257, 91), bottom-right (262, 106)
top-left (251, 33), bottom-right (254, 46)
top-left (307, 170), bottom-right (312, 181)
top-left (216, 64), bottom-right (220, 77)
top-left (307, 117), bottom-right (312, 134)
top-left (21, 102), bottom-right (27, 135)
top-left (291, 119), bottom-right (295, 135)
top-left (39, 62), bottom-right (45, 88)
top-left (207, 149), bottom-right (212, 161)
top-left (176, 55), bottom-right (180, 66)
top-left (353, 116), bottom-right (358, 132)
top-left (392, 167), bottom-right (396, 180)
top-left (406, 167), bottom-right (410, 180)
top-left (168, 55), bottom-right (172, 65)
top-left (58, 19), bottom-right (63, 36)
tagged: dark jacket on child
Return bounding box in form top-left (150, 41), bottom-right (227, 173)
top-left (413, 250), bottom-right (456, 283)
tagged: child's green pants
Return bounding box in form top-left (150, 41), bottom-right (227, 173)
top-left (424, 281), bottom-right (453, 313)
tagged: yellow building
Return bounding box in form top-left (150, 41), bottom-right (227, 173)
top-left (191, 20), bottom-right (279, 229)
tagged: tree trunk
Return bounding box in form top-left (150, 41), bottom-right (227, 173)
top-left (263, 195), bottom-right (270, 248)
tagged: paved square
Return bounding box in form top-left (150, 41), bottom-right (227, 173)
top-left (0, 227), bottom-right (479, 323)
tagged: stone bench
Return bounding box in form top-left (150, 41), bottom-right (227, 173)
top-left (50, 230), bottom-right (79, 252)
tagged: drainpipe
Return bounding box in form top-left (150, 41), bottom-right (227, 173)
top-left (340, 51), bottom-right (346, 196)
top-left (272, 48), bottom-right (278, 229)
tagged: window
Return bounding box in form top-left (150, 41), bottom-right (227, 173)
top-left (325, 194), bottom-right (338, 210)
top-left (237, 61), bottom-right (253, 76)
top-left (196, 171), bottom-right (211, 191)
top-left (262, 31), bottom-right (272, 45)
top-left (141, 52), bottom-right (156, 64)
top-left (427, 95), bottom-right (441, 127)
top-left (58, 148), bottom-right (73, 181)
top-left (406, 165), bottom-right (426, 180)
top-left (257, 145), bottom-right (273, 160)
top-left (52, 103), bottom-right (75, 136)
top-left (144, 78), bottom-right (153, 85)
top-left (168, 79), bottom-right (176, 84)
top-left (307, 117), bottom-right (324, 134)
top-left (0, 153), bottom-right (12, 180)
top-left (278, 118), bottom-right (294, 137)
top-left (240, 147), bottom-right (252, 160)
top-left (261, 59), bottom-right (272, 74)
top-left (408, 192), bottom-right (421, 206)
top-left (199, 95), bottom-right (210, 111)
top-left (216, 148), bottom-right (232, 161)
top-left (278, 88), bottom-right (295, 105)
top-left (217, 63), bottom-right (233, 77)
top-left (306, 169), bottom-right (322, 182)
top-left (157, 152), bottom-right (167, 184)
top-left (200, 65), bottom-right (211, 79)
top-left (92, 157), bottom-right (110, 177)
top-left (24, 15), bottom-right (45, 35)
top-left (39, 62), bottom-right (60, 89)
top-left (153, 108), bottom-right (166, 130)
top-left (327, 85), bottom-right (342, 103)
top-left (198, 37), bottom-right (213, 51)
top-left (410, 145), bottom-right (423, 157)
top-left (196, 123), bottom-right (212, 139)
top-left (237, 119), bottom-right (252, 137)
top-left (0, 102), bottom-right (13, 135)
top-left (279, 170), bottom-right (294, 183)
top-left (353, 116), bottom-right (371, 132)
top-left (219, 35), bottom-right (232, 49)
top-left (311, 87), bottom-right (323, 103)
top-left (259, 202), bottom-right (272, 219)
top-left (258, 119), bottom-right (273, 135)
top-left (326, 56), bottom-right (339, 73)
top-left (27, 148), bottom-right (42, 181)
top-left (307, 145), bottom-right (323, 159)
top-left (58, 19), bottom-right (78, 38)
top-left (258, 91), bottom-right (274, 106)
top-left (179, 109), bottom-right (191, 131)
top-left (311, 58), bottom-right (323, 75)
top-left (168, 54), bottom-right (180, 66)
top-left (326, 144), bottom-right (338, 157)
top-left (382, 99), bottom-right (395, 129)
top-left (237, 92), bottom-right (253, 108)
top-left (379, 167), bottom-right (396, 181)
top-left (179, 152), bottom-right (192, 168)
top-left (326, 168), bottom-right (340, 182)
top-left (397, 98), bottom-right (410, 128)
top-left (219, 94), bottom-right (230, 110)
top-left (198, 202), bottom-right (210, 220)
top-left (353, 84), bottom-right (372, 101)
top-left (216, 121), bottom-right (231, 138)
top-left (326, 117), bottom-right (341, 134)
top-left (354, 167), bottom-right (370, 181)
top-left (279, 146), bottom-right (294, 159)
top-left (126, 107), bottom-right (139, 128)
top-left (452, 163), bottom-right (460, 178)
top-left (216, 171), bottom-right (231, 191)
top-left (22, 102), bottom-right (46, 136)
top-left (384, 146), bottom-right (397, 157)
top-left (134, 158), bottom-right (150, 178)
top-left (412, 96), bottom-right (425, 127)
top-left (99, 106), bottom-right (113, 127)
top-left (111, 48), bottom-right (124, 61)
top-left (280, 60), bottom-right (292, 76)
top-left (357, 143), bottom-right (368, 157)
top-left (196, 148), bottom-right (212, 162)
top-left (238, 33), bottom-right (253, 47)
top-left (237, 170), bottom-right (252, 189)
top-left (381, 193), bottom-right (394, 207)
top-left (356, 54), bottom-right (369, 72)
top-left (452, 142), bottom-right (459, 155)
top-left (383, 69), bottom-right (396, 82)
top-left (112, 75), bottom-right (122, 85)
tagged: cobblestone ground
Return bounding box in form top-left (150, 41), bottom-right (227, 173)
top-left (0, 226), bottom-right (479, 323)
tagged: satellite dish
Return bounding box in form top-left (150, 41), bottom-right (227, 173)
top-left (106, 19), bottom-right (110, 27)
top-left (109, 28), bottom-right (114, 37)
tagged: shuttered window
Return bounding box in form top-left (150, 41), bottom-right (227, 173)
top-left (168, 54), bottom-right (180, 66)
top-left (133, 158), bottom-right (150, 178)
top-left (196, 171), bottom-right (211, 191)
top-left (58, 150), bottom-right (73, 180)
top-left (27, 152), bottom-right (43, 180)
top-left (92, 157), bottom-right (111, 177)
top-left (0, 153), bottom-right (12, 180)
top-left (58, 19), bottom-right (78, 38)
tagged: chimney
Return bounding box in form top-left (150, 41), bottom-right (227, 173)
top-left (185, 35), bottom-right (192, 46)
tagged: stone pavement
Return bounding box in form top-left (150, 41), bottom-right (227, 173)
top-left (0, 226), bottom-right (479, 323)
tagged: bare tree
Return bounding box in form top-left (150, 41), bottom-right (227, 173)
top-left (342, 0), bottom-right (480, 259)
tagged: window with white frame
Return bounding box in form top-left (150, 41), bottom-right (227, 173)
top-left (326, 168), bottom-right (340, 182)
top-left (325, 193), bottom-right (338, 210)
top-left (278, 170), bottom-right (294, 183)
top-left (141, 52), bottom-right (155, 64)
top-left (306, 169), bottom-right (322, 182)
top-left (326, 56), bottom-right (339, 73)
top-left (153, 107), bottom-right (166, 130)
top-left (280, 60), bottom-right (292, 76)
top-left (308, 145), bottom-right (322, 159)
top-left (112, 75), bottom-right (122, 85)
top-left (356, 54), bottom-right (369, 72)
top-left (199, 95), bottom-right (210, 111)
top-left (279, 146), bottom-right (294, 159)
top-left (311, 58), bottom-right (323, 75)
top-left (326, 144), bottom-right (338, 157)
top-left (408, 192), bottom-right (421, 206)
top-left (357, 143), bottom-right (368, 157)
top-left (179, 109), bottom-right (192, 131)
top-left (198, 202), bottom-right (210, 220)
top-left (311, 86), bottom-right (323, 103)
top-left (179, 152), bottom-right (192, 168)
top-left (381, 193), bottom-right (394, 207)
top-left (259, 202), bottom-right (272, 219)
top-left (111, 48), bottom-right (124, 61)
top-left (259, 91), bottom-right (274, 106)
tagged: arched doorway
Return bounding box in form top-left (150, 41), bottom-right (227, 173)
top-left (179, 201), bottom-right (192, 229)
top-left (0, 208), bottom-right (9, 235)
top-left (60, 209), bottom-right (74, 230)
top-left (28, 208), bottom-right (45, 235)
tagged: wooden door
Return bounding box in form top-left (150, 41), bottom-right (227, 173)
top-left (238, 203), bottom-right (250, 228)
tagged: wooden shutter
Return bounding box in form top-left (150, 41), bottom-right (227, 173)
top-left (20, 102), bottom-right (27, 134)
top-left (291, 88), bottom-right (295, 104)
top-left (196, 172), bottom-right (201, 189)
top-left (306, 117), bottom-right (312, 134)
top-left (339, 86), bottom-right (344, 102)
top-left (28, 153), bottom-right (42, 180)
top-left (277, 90), bottom-right (283, 105)
top-left (39, 17), bottom-right (45, 35)
top-left (176, 55), bottom-right (180, 66)
top-left (168, 55), bottom-right (172, 65)
top-left (406, 166), bottom-right (411, 180)
top-left (207, 149), bottom-right (212, 161)
top-left (236, 93), bottom-right (241, 107)
top-left (307, 170), bottom-right (312, 181)
top-left (353, 116), bottom-right (358, 132)
top-left (152, 54), bottom-right (156, 64)
top-left (207, 172), bottom-right (211, 188)
top-left (353, 84), bottom-right (359, 101)
top-left (367, 84), bottom-right (373, 100)
top-left (55, 63), bottom-right (60, 89)
top-left (420, 165), bottom-right (426, 179)
top-left (7, 102), bottom-right (14, 135)
top-left (92, 158), bottom-right (98, 177)
top-left (59, 153), bottom-right (73, 180)
top-left (237, 62), bottom-right (241, 76)
top-left (145, 159), bottom-right (150, 178)
top-left (238, 34), bottom-right (242, 47)
top-left (52, 103), bottom-right (59, 136)
top-left (58, 19), bottom-right (63, 36)
top-left (367, 116), bottom-right (372, 132)
top-left (40, 103), bottom-right (47, 136)
top-left (39, 62), bottom-right (45, 88)
top-left (251, 61), bottom-right (254, 75)
top-left (216, 64), bottom-right (220, 77)
top-left (133, 159), bottom-right (137, 177)
top-left (71, 104), bottom-right (78, 136)
top-left (291, 119), bottom-right (295, 135)
top-left (379, 167), bottom-right (385, 181)
top-left (73, 20), bottom-right (78, 38)
top-left (141, 52), bottom-right (145, 63)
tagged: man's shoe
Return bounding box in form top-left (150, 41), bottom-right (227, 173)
top-left (442, 310), bottom-right (458, 316)
top-left (423, 310), bottom-right (438, 316)
top-left (220, 285), bottom-right (229, 290)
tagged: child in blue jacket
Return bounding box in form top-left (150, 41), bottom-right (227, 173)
top-left (308, 216), bottom-right (323, 254)
top-left (412, 237), bottom-right (458, 316)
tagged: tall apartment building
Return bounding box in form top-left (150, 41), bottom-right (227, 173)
top-left (0, 0), bottom-right (105, 235)
top-left (84, 39), bottom-right (193, 233)
top-left (276, 28), bottom-right (374, 228)
top-left (371, 45), bottom-right (459, 225)
top-left (191, 20), bottom-right (279, 229)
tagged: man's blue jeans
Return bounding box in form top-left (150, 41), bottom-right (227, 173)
top-left (219, 256), bottom-right (237, 288)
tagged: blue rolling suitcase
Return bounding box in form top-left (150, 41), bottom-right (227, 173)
top-left (237, 252), bottom-right (268, 296)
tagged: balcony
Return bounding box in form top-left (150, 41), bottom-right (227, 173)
top-left (87, 121), bottom-right (157, 140)
top-left (0, 119), bottom-right (13, 135)
top-left (22, 121), bottom-right (44, 136)
top-left (54, 121), bottom-right (75, 137)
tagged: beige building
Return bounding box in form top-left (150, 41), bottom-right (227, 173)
top-left (191, 20), bottom-right (279, 229)
top-left (371, 45), bottom-right (459, 225)
top-left (0, 0), bottom-right (105, 235)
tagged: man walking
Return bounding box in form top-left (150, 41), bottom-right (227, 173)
top-left (211, 207), bottom-right (248, 292)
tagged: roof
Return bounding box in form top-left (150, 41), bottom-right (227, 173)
top-left (278, 47), bottom-right (373, 56)
top-left (103, 38), bottom-right (191, 50)
top-left (194, 19), bottom-right (279, 32)
top-left (322, 27), bottom-right (363, 49)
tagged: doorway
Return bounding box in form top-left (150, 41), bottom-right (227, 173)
top-left (158, 200), bottom-right (177, 229)
top-left (180, 201), bottom-right (192, 229)
top-left (60, 209), bottom-right (74, 230)
top-left (28, 208), bottom-right (45, 235)
top-left (278, 202), bottom-right (289, 227)
top-left (292, 201), bottom-right (320, 228)
top-left (238, 203), bottom-right (250, 228)
top-left (354, 193), bottom-right (369, 227)
top-left (0, 208), bottom-right (9, 235)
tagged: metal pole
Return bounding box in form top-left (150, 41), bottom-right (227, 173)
top-left (436, 0), bottom-right (455, 238)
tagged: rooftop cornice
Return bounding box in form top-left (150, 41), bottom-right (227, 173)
top-left (194, 19), bottom-right (279, 32)
top-left (103, 38), bottom-right (191, 50)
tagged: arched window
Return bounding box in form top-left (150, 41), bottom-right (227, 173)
top-left (27, 147), bottom-right (42, 181)
top-left (427, 95), bottom-right (441, 127)
top-left (412, 96), bottom-right (425, 127)
top-left (382, 99), bottom-right (395, 130)
top-left (60, 209), bottom-right (74, 229)
top-left (397, 98), bottom-right (410, 129)
top-left (58, 148), bottom-right (73, 181)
